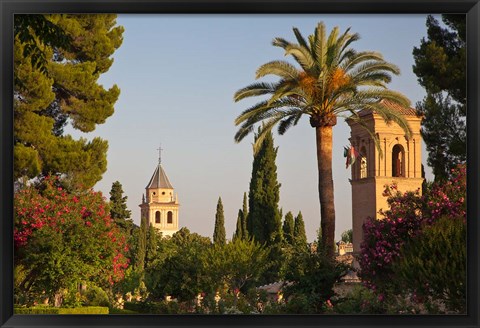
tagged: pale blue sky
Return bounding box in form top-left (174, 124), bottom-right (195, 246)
top-left (68, 14), bottom-right (436, 242)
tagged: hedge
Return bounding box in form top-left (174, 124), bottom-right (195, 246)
top-left (124, 301), bottom-right (179, 314)
top-left (14, 306), bottom-right (109, 314)
top-left (108, 308), bottom-right (138, 314)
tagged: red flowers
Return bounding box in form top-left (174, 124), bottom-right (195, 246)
top-left (14, 176), bottom-right (130, 287)
top-left (359, 164), bottom-right (466, 291)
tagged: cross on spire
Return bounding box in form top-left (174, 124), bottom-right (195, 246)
top-left (157, 145), bottom-right (163, 165)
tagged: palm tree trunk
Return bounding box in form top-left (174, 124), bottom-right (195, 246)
top-left (315, 125), bottom-right (336, 259)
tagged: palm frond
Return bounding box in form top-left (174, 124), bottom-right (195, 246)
top-left (325, 26), bottom-right (342, 67)
top-left (313, 22), bottom-right (327, 68)
top-left (341, 51), bottom-right (385, 72)
top-left (346, 114), bottom-right (383, 157)
top-left (292, 27), bottom-right (309, 51)
top-left (368, 102), bottom-right (413, 139)
top-left (361, 89), bottom-right (411, 108)
top-left (234, 82), bottom-right (277, 102)
top-left (284, 44), bottom-right (316, 73)
top-left (272, 37), bottom-right (290, 49)
top-left (255, 60), bottom-right (299, 80)
top-left (252, 116), bottom-right (285, 154)
top-left (351, 73), bottom-right (392, 88)
top-left (235, 98), bottom-right (303, 126)
top-left (348, 61), bottom-right (400, 83)
top-left (338, 30), bottom-right (360, 57)
top-left (265, 80), bottom-right (301, 106)
top-left (277, 111), bottom-right (302, 135)
top-left (234, 125), bottom-right (254, 143)
top-left (339, 48), bottom-right (357, 64)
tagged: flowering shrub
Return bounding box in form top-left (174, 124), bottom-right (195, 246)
top-left (14, 177), bottom-right (129, 304)
top-left (359, 165), bottom-right (466, 293)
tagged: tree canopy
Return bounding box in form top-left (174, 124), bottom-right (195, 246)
top-left (14, 14), bottom-right (124, 190)
top-left (412, 15), bottom-right (466, 181)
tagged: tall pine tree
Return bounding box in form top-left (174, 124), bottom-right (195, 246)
top-left (283, 211), bottom-right (295, 245)
top-left (413, 15), bottom-right (466, 181)
top-left (247, 129), bottom-right (282, 246)
top-left (109, 181), bottom-right (133, 234)
top-left (14, 14), bottom-right (123, 189)
top-left (213, 197), bottom-right (226, 245)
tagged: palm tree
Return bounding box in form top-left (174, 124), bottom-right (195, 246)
top-left (233, 22), bottom-right (412, 259)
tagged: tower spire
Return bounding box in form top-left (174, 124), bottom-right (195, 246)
top-left (157, 144), bottom-right (163, 165)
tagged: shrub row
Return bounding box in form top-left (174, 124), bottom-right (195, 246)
top-left (124, 301), bottom-right (179, 314)
top-left (14, 306), bottom-right (109, 314)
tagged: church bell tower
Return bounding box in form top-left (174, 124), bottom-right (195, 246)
top-left (139, 148), bottom-right (179, 237)
top-left (347, 99), bottom-right (424, 253)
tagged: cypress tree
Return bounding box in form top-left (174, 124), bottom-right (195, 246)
top-left (233, 192), bottom-right (249, 241)
top-left (283, 211), bottom-right (295, 245)
top-left (241, 192), bottom-right (248, 239)
top-left (213, 197), bottom-right (226, 245)
top-left (233, 210), bottom-right (244, 241)
top-left (109, 181), bottom-right (133, 234)
top-left (247, 129), bottom-right (282, 246)
top-left (145, 225), bottom-right (158, 269)
top-left (135, 217), bottom-right (147, 271)
top-left (294, 211), bottom-right (307, 249)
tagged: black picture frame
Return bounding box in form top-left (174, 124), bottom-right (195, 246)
top-left (1, 0), bottom-right (479, 327)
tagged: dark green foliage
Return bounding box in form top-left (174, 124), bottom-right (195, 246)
top-left (14, 14), bottom-right (124, 189)
top-left (14, 306), bottom-right (109, 314)
top-left (393, 215), bottom-right (466, 312)
top-left (14, 15), bottom-right (72, 77)
top-left (233, 210), bottom-right (244, 241)
top-left (241, 192), bottom-right (248, 239)
top-left (261, 242), bottom-right (287, 284)
top-left (109, 181), bottom-right (133, 234)
top-left (294, 211), bottom-right (307, 250)
top-left (84, 286), bottom-right (110, 307)
top-left (213, 197), bottom-right (226, 245)
top-left (123, 300), bottom-right (180, 314)
top-left (282, 211), bottom-right (295, 245)
top-left (135, 218), bottom-right (147, 271)
top-left (413, 15), bottom-right (466, 181)
top-left (341, 229), bottom-right (353, 243)
top-left (247, 129), bottom-right (282, 246)
top-left (203, 239), bottom-right (268, 293)
top-left (145, 225), bottom-right (158, 268)
top-left (108, 308), bottom-right (138, 314)
top-left (413, 15), bottom-right (465, 105)
top-left (416, 93), bottom-right (466, 181)
top-left (331, 285), bottom-right (410, 314)
top-left (284, 253), bottom-right (348, 313)
top-left (145, 228), bottom-right (211, 301)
